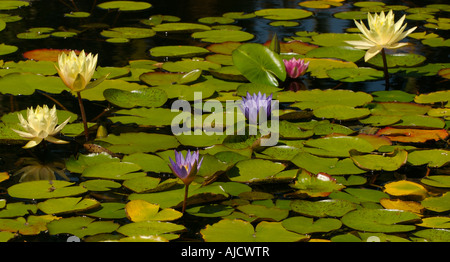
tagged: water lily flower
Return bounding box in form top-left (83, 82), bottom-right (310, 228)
top-left (55, 50), bottom-right (99, 92)
top-left (169, 150), bottom-right (203, 186)
top-left (346, 10), bottom-right (417, 62)
top-left (169, 150), bottom-right (203, 213)
top-left (239, 92), bottom-right (273, 123)
top-left (11, 105), bottom-right (70, 149)
top-left (283, 57), bottom-right (309, 78)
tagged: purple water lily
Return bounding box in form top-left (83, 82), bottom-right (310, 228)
top-left (169, 150), bottom-right (203, 213)
top-left (283, 57), bottom-right (309, 79)
top-left (239, 92), bottom-right (273, 123)
top-left (169, 150), bottom-right (203, 185)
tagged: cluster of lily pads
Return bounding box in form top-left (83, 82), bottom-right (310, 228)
top-left (0, 0), bottom-right (449, 242)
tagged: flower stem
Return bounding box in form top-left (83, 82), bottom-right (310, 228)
top-left (381, 48), bottom-right (390, 91)
top-left (77, 91), bottom-right (89, 142)
top-left (182, 184), bottom-right (189, 213)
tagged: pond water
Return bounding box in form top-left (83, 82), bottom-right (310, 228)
top-left (0, 0), bottom-right (449, 243)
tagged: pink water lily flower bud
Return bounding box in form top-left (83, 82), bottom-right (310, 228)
top-left (283, 57), bottom-right (309, 79)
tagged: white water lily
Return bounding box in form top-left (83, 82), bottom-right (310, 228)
top-left (346, 10), bottom-right (417, 62)
top-left (55, 50), bottom-right (99, 92)
top-left (11, 105), bottom-right (71, 148)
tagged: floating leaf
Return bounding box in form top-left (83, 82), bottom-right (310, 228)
top-left (368, 53), bottom-right (426, 68)
top-left (125, 200), bottom-right (182, 222)
top-left (228, 159), bottom-right (286, 183)
top-left (303, 135), bottom-right (375, 158)
top-left (103, 87), bottom-right (167, 108)
top-left (413, 229), bottom-right (450, 242)
top-left (372, 90), bottom-right (416, 102)
top-left (201, 219), bottom-right (307, 242)
top-left (149, 45), bottom-right (209, 58)
top-left (421, 192), bottom-right (450, 212)
top-left (327, 67), bottom-right (384, 82)
top-left (47, 216), bottom-right (119, 238)
top-left (291, 199), bottom-right (357, 217)
top-left (376, 127), bottom-right (449, 143)
top-left (97, 1), bottom-right (152, 11)
top-left (290, 170), bottom-right (345, 197)
top-left (306, 46), bottom-right (365, 62)
top-left (288, 89), bottom-right (372, 109)
top-left (380, 198), bottom-right (424, 215)
top-left (414, 90), bottom-right (450, 104)
top-left (79, 179), bottom-right (122, 192)
top-left (232, 43), bottom-right (286, 87)
top-left (384, 181), bottom-right (428, 199)
top-left (82, 162), bottom-right (144, 180)
top-left (153, 22), bottom-right (210, 32)
top-left (98, 132), bottom-right (180, 154)
top-left (291, 152), bottom-right (366, 175)
top-left (0, 44), bottom-right (17, 56)
top-left (313, 105), bottom-right (371, 121)
top-left (255, 8), bottom-right (313, 20)
top-left (0, 215), bottom-right (59, 236)
top-left (8, 180), bottom-right (87, 199)
top-left (192, 30), bottom-right (254, 43)
top-left (282, 216), bottom-right (342, 234)
top-left (407, 149), bottom-right (450, 168)
top-left (186, 204), bottom-right (234, 217)
top-left (421, 176), bottom-right (450, 188)
top-left (37, 197), bottom-right (100, 215)
top-left (350, 148), bottom-right (408, 171)
top-left (416, 217), bottom-right (450, 229)
top-left (341, 209), bottom-right (420, 232)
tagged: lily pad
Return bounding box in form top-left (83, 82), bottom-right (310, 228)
top-left (282, 216), bottom-right (342, 234)
top-left (413, 229), bottom-right (450, 242)
top-left (47, 216), bottom-right (119, 238)
top-left (421, 192), bottom-right (450, 212)
top-left (341, 208), bottom-right (420, 232)
top-left (153, 22), bottom-right (211, 32)
top-left (313, 105), bottom-right (371, 121)
top-left (192, 30), bottom-right (254, 43)
top-left (288, 89), bottom-right (373, 109)
top-left (201, 219), bottom-right (307, 242)
top-left (255, 8), bottom-right (313, 20)
top-left (327, 67), bottom-right (384, 82)
top-left (98, 132), bottom-right (180, 154)
top-left (383, 180), bottom-right (428, 199)
top-left (232, 43), bottom-right (286, 87)
top-left (149, 46), bottom-right (209, 58)
top-left (414, 90), bottom-right (450, 104)
top-left (290, 170), bottom-right (345, 197)
top-left (306, 46), bottom-right (365, 62)
top-left (8, 180), bottom-right (87, 200)
top-left (125, 200), bottom-right (182, 222)
top-left (350, 149), bottom-right (408, 171)
top-left (237, 204), bottom-right (289, 221)
top-left (376, 127), bottom-right (449, 143)
top-left (368, 53), bottom-right (427, 68)
top-left (291, 152), bottom-right (366, 175)
top-left (303, 135), bottom-right (375, 158)
top-left (37, 197), bottom-right (100, 215)
top-left (228, 159), bottom-right (286, 183)
top-left (97, 1), bottom-right (152, 11)
top-left (407, 149), bottom-right (450, 168)
top-left (82, 162), bottom-right (144, 180)
top-left (421, 176), bottom-right (450, 188)
top-left (103, 87), bottom-right (167, 108)
top-left (0, 215), bottom-right (58, 236)
top-left (290, 199), bottom-right (357, 217)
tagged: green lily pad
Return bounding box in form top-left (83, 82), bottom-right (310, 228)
top-left (282, 216), bottom-right (342, 234)
top-left (47, 216), bottom-right (119, 238)
top-left (279, 120), bottom-right (314, 139)
top-left (8, 180), bottom-right (88, 200)
top-left (201, 219), bottom-right (307, 242)
top-left (416, 217), bottom-right (450, 229)
top-left (0, 202), bottom-right (37, 218)
top-left (64, 11), bottom-right (90, 18)
top-left (421, 192), bottom-right (450, 212)
top-left (0, 44), bottom-right (17, 55)
top-left (109, 107), bottom-right (185, 127)
top-left (330, 188), bottom-right (389, 204)
top-left (291, 170), bottom-right (345, 197)
top-left (153, 22), bottom-right (211, 32)
top-left (255, 8), bottom-right (313, 20)
top-left (162, 60), bottom-right (220, 73)
top-left (291, 199), bottom-right (357, 217)
top-left (97, 1), bottom-right (152, 11)
top-left (0, 73), bottom-right (65, 95)
top-left (370, 102), bottom-right (431, 116)
top-left (82, 162), bottom-right (144, 180)
top-left (313, 105), bottom-right (371, 120)
top-left (84, 202), bottom-right (126, 219)
top-left (291, 152), bottom-right (366, 175)
top-left (198, 17), bottom-right (234, 24)
top-left (413, 229), bottom-right (450, 242)
top-left (256, 145), bottom-right (302, 161)
top-left (310, 33), bottom-right (362, 46)
top-left (122, 153), bottom-right (171, 173)
top-left (237, 204), bottom-right (289, 221)
top-left (303, 135), bottom-right (375, 158)
top-left (122, 176), bottom-right (166, 193)
top-left (368, 53), bottom-right (427, 68)
top-left (98, 132), bottom-right (180, 154)
top-left (149, 45), bottom-right (209, 58)
top-left (0, 215), bottom-right (58, 236)
top-left (37, 197), bottom-right (100, 215)
top-left (421, 176), bottom-right (450, 188)
top-left (327, 67), bottom-right (384, 82)
top-left (341, 209), bottom-right (420, 232)
top-left (372, 90), bottom-right (416, 102)
top-left (306, 46), bottom-right (365, 62)
top-left (407, 149), bottom-right (450, 168)
top-left (101, 27), bottom-right (155, 39)
top-left (232, 43), bottom-right (286, 87)
top-left (65, 153), bottom-right (120, 174)
top-left (350, 149), bottom-right (408, 171)
top-left (333, 11), bottom-right (368, 20)
top-left (103, 87), bottom-right (167, 108)
top-left (192, 29), bottom-right (254, 43)
top-left (79, 179), bottom-right (122, 192)
top-left (288, 89), bottom-right (372, 109)
top-left (228, 159), bottom-right (286, 183)
top-left (186, 204), bottom-right (234, 217)
top-left (414, 90), bottom-right (450, 104)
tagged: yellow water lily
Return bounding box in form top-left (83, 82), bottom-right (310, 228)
top-left (11, 105), bottom-right (70, 148)
top-left (346, 10), bottom-right (417, 62)
top-left (55, 50), bottom-right (99, 92)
